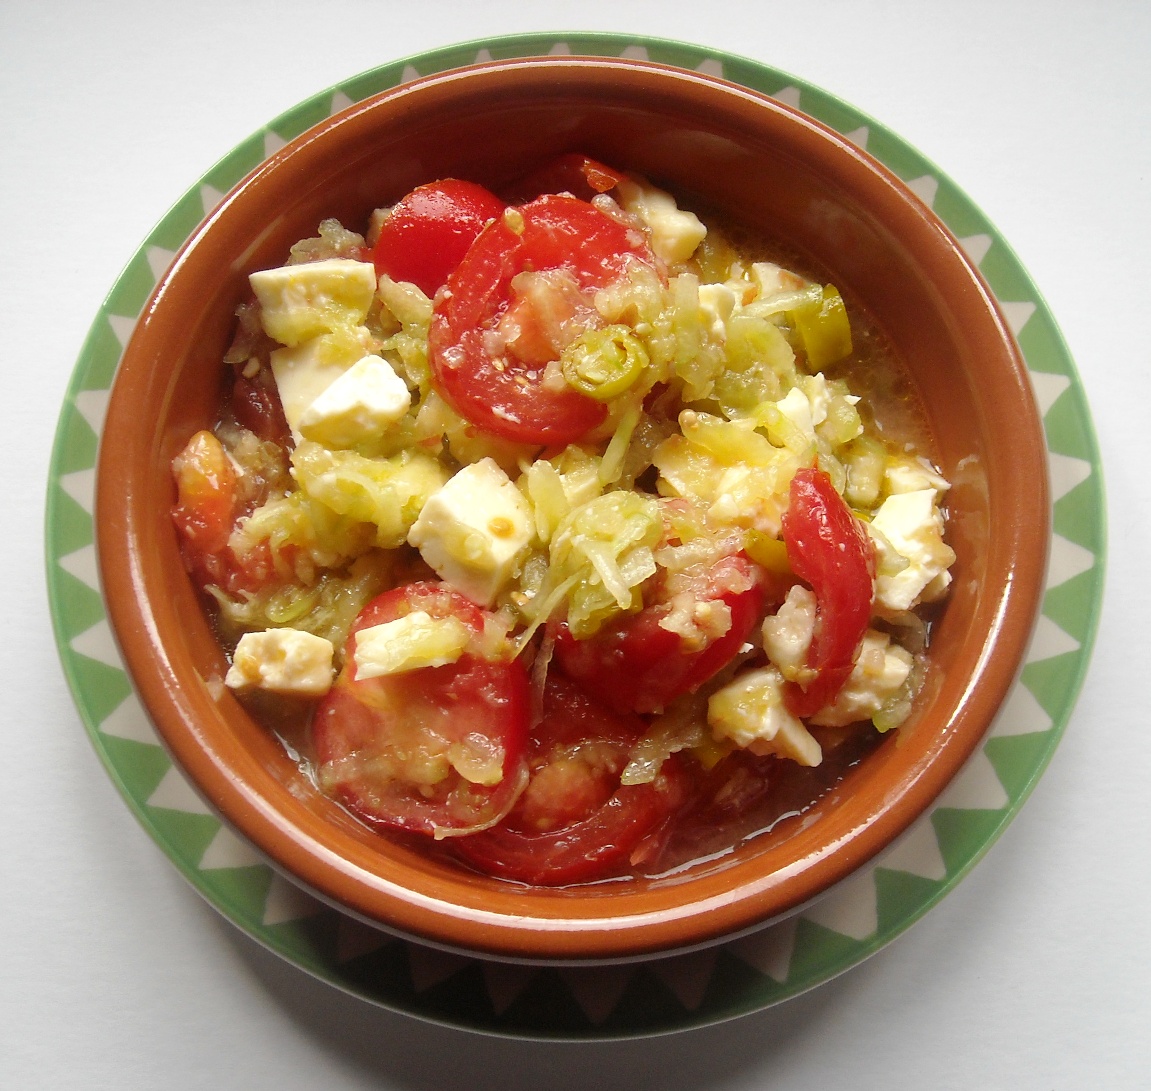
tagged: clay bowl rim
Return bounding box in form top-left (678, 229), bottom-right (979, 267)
top-left (95, 55), bottom-right (1050, 964)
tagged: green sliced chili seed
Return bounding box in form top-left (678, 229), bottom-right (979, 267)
top-left (560, 325), bottom-right (649, 402)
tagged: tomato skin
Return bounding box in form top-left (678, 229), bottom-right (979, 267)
top-left (553, 554), bottom-right (768, 715)
top-left (452, 674), bottom-right (690, 885)
top-left (312, 583), bottom-right (531, 839)
top-left (780, 467), bottom-right (876, 717)
top-left (373, 179), bottom-right (506, 298)
top-left (516, 672), bottom-right (647, 825)
top-left (452, 765), bottom-right (690, 886)
top-left (428, 193), bottom-right (656, 445)
top-left (502, 153), bottom-right (626, 203)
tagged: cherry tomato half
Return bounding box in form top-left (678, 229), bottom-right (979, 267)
top-left (428, 193), bottom-right (657, 445)
top-left (553, 553), bottom-right (768, 716)
top-left (451, 673), bottom-right (690, 885)
top-left (780, 467), bottom-right (876, 717)
top-left (373, 179), bottom-right (506, 298)
top-left (312, 582), bottom-right (531, 839)
top-left (170, 430), bottom-right (284, 597)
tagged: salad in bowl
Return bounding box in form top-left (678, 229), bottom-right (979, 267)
top-left (171, 154), bottom-right (955, 886)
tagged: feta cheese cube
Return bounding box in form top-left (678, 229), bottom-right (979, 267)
top-left (354, 611), bottom-right (471, 679)
top-left (697, 282), bottom-right (738, 340)
top-left (269, 329), bottom-right (373, 440)
top-left (708, 666), bottom-right (822, 767)
top-left (225, 628), bottom-right (335, 697)
top-left (884, 454), bottom-right (951, 496)
top-left (761, 584), bottom-right (817, 681)
top-left (297, 354), bottom-right (411, 448)
top-left (869, 489), bottom-right (957, 610)
top-left (760, 376), bottom-right (839, 454)
top-left (799, 373), bottom-right (832, 429)
top-left (407, 458), bottom-right (533, 607)
top-left (748, 262), bottom-right (813, 310)
top-left (764, 386), bottom-right (816, 455)
top-left (616, 179), bottom-right (707, 265)
top-left (810, 630), bottom-right (914, 728)
top-left (249, 258), bottom-right (378, 347)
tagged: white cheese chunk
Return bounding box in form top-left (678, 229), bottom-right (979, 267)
top-left (353, 611), bottom-right (471, 679)
top-left (249, 258), bottom-right (378, 347)
top-left (297, 354), bottom-right (411, 448)
top-left (269, 329), bottom-right (373, 440)
top-left (407, 458), bottom-right (533, 607)
top-left (869, 489), bottom-right (957, 610)
top-left (761, 374), bottom-right (839, 455)
top-left (747, 262), bottom-right (815, 312)
top-left (697, 282), bottom-right (738, 341)
top-left (810, 630), bottom-right (914, 728)
top-left (616, 179), bottom-right (707, 265)
top-left (707, 666), bottom-right (823, 767)
top-left (799, 373), bottom-right (832, 428)
top-left (225, 628), bottom-right (334, 697)
top-left (765, 386), bottom-right (816, 455)
top-left (761, 584), bottom-right (816, 682)
top-left (884, 454), bottom-right (951, 496)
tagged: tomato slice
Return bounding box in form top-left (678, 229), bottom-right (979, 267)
top-left (780, 467), bottom-right (876, 717)
top-left (502, 153), bottom-right (626, 203)
top-left (428, 193), bottom-right (657, 445)
top-left (553, 553), bottom-right (767, 716)
top-left (373, 179), bottom-right (506, 298)
top-left (451, 673), bottom-right (690, 885)
top-left (312, 582), bottom-right (530, 839)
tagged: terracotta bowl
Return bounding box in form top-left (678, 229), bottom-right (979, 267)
top-left (96, 56), bottom-right (1049, 963)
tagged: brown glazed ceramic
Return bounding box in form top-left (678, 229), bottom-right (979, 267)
top-left (95, 57), bottom-right (1050, 962)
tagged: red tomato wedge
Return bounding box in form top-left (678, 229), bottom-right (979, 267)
top-left (428, 193), bottom-right (657, 445)
top-left (553, 553), bottom-right (767, 715)
top-left (171, 430), bottom-right (237, 558)
top-left (780, 467), bottom-right (876, 717)
top-left (373, 179), bottom-right (506, 298)
top-left (312, 583), bottom-right (531, 839)
top-left (451, 673), bottom-right (690, 885)
top-left (170, 430), bottom-right (283, 597)
top-left (502, 153), bottom-right (626, 203)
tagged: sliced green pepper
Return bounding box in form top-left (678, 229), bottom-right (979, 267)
top-left (560, 325), bottom-right (649, 402)
top-left (789, 284), bottom-right (853, 370)
top-left (744, 529), bottom-right (792, 577)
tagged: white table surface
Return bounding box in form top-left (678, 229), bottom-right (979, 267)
top-left (5, 1), bottom-right (1148, 1087)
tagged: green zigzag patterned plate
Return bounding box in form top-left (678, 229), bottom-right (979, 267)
top-left (45, 32), bottom-right (1104, 1040)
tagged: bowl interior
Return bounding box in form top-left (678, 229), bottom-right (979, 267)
top-left (96, 57), bottom-right (1048, 961)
